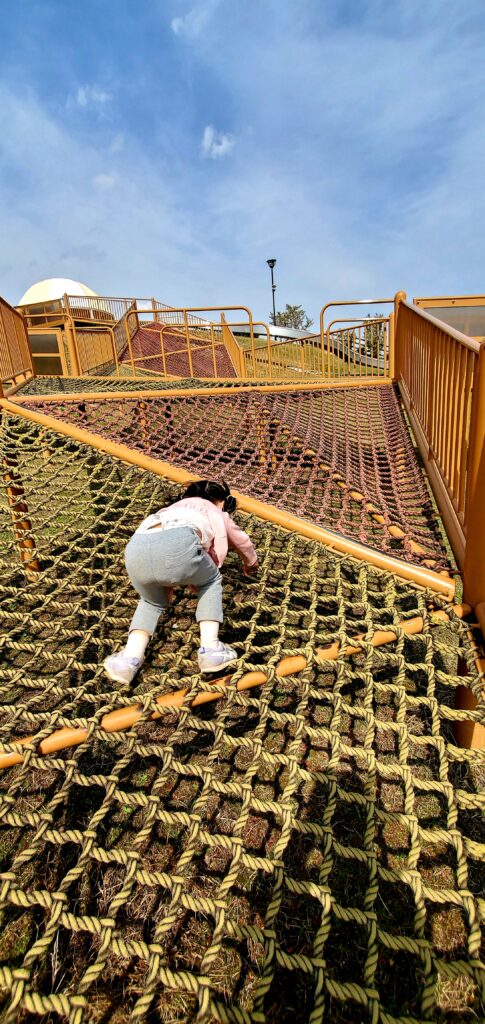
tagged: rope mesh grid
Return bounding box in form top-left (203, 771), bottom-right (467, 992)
top-left (15, 377), bottom-right (294, 397)
top-left (0, 412), bottom-right (484, 1023)
top-left (19, 384), bottom-right (453, 573)
top-left (122, 325), bottom-right (238, 378)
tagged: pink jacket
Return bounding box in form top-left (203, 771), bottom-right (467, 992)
top-left (158, 497), bottom-right (258, 568)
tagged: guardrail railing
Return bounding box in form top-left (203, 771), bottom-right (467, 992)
top-left (325, 317), bottom-right (390, 378)
top-left (0, 295), bottom-right (34, 388)
top-left (65, 294), bottom-right (136, 323)
top-left (394, 298), bottom-right (485, 623)
top-left (112, 306), bottom-right (254, 379)
top-left (241, 331), bottom-right (321, 379)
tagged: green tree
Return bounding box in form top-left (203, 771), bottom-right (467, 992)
top-left (271, 304), bottom-right (314, 330)
top-left (364, 313), bottom-right (386, 358)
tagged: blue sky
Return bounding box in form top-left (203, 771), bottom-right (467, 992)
top-left (1, 0), bottom-right (485, 322)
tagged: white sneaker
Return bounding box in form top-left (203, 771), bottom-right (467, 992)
top-left (197, 642), bottom-right (238, 673)
top-left (104, 653), bottom-right (143, 684)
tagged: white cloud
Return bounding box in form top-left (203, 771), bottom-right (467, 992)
top-left (2, 1), bottom-right (485, 321)
top-left (92, 172), bottom-right (116, 190)
top-left (0, 85), bottom-right (219, 306)
top-left (171, 1), bottom-right (220, 39)
top-left (201, 124), bottom-right (235, 159)
top-left (68, 84), bottom-right (112, 110)
top-left (109, 133), bottom-right (125, 153)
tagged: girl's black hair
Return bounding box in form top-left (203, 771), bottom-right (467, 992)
top-left (181, 478), bottom-right (236, 514)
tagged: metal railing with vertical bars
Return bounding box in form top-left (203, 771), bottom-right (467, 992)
top-left (394, 296), bottom-right (485, 629)
top-left (0, 295), bottom-right (34, 388)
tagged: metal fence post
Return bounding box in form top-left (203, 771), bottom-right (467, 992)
top-left (463, 341), bottom-right (485, 629)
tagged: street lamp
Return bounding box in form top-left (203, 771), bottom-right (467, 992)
top-left (267, 258), bottom-right (277, 324)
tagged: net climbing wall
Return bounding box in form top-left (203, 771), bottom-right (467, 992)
top-left (16, 383), bottom-right (453, 573)
top-left (0, 405), bottom-right (484, 1023)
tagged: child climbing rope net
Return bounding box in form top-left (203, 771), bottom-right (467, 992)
top-left (104, 478), bottom-right (258, 683)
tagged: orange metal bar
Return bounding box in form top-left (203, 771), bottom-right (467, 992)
top-left (160, 327), bottom-right (168, 377)
top-left (395, 300), bottom-right (485, 572)
top-left (414, 293), bottom-right (485, 309)
top-left (0, 604), bottom-right (469, 770)
top-left (61, 298), bottom-right (81, 377)
top-left (1, 450), bottom-right (41, 579)
top-left (11, 378), bottom-right (394, 404)
top-left (107, 324), bottom-right (120, 377)
top-left (326, 317), bottom-right (389, 379)
top-left (183, 310), bottom-right (194, 377)
top-left (399, 379), bottom-right (466, 568)
top-left (457, 350), bottom-right (474, 518)
top-left (403, 301), bottom-right (481, 353)
top-left (463, 342), bottom-right (485, 611)
top-left (210, 324), bottom-right (217, 377)
top-left (320, 296), bottom-right (395, 341)
top-left (123, 312), bottom-right (136, 374)
top-left (448, 342), bottom-right (462, 499)
top-left (4, 373), bottom-right (35, 397)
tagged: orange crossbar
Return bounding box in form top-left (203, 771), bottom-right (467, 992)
top-left (10, 377), bottom-right (394, 404)
top-left (0, 605), bottom-right (469, 770)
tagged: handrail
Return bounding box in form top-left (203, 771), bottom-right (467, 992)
top-left (320, 297), bottom-right (395, 335)
top-left (10, 379), bottom-right (395, 404)
top-left (0, 295), bottom-right (34, 386)
top-left (247, 333), bottom-right (324, 379)
top-left (17, 310), bottom-right (68, 321)
top-left (401, 300), bottom-right (481, 352)
top-left (252, 332), bottom-right (319, 352)
top-left (327, 316), bottom-right (388, 328)
top-left (326, 316), bottom-right (391, 378)
top-left (113, 307), bottom-right (256, 379)
top-left (394, 297), bottom-right (483, 584)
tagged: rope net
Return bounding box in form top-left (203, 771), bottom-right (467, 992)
top-left (14, 377), bottom-right (289, 396)
top-left (0, 410), bottom-right (484, 1023)
top-left (124, 324), bottom-right (238, 378)
top-left (18, 384), bottom-right (453, 573)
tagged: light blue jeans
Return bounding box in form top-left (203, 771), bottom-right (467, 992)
top-left (124, 526), bottom-right (223, 635)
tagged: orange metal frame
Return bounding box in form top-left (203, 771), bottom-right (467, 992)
top-left (0, 295), bottom-right (34, 387)
top-left (414, 294), bottom-right (485, 308)
top-left (3, 287), bottom-right (485, 749)
top-left (394, 297), bottom-right (485, 641)
top-left (325, 316), bottom-right (391, 378)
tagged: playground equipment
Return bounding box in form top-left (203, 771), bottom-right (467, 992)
top-left (0, 288), bottom-right (484, 1023)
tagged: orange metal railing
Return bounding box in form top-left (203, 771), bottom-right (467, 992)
top-left (150, 299), bottom-right (210, 328)
top-left (320, 298), bottom-right (395, 378)
top-left (240, 318), bottom-right (390, 381)
top-left (243, 332), bottom-right (319, 379)
top-left (0, 295), bottom-right (34, 389)
top-left (325, 317), bottom-right (390, 378)
top-left (112, 302), bottom-right (138, 364)
top-left (74, 328), bottom-right (119, 375)
top-left (394, 298), bottom-right (484, 587)
top-left (8, 292), bottom-right (398, 385)
top-left (64, 294), bottom-right (136, 323)
top-left (123, 320), bottom-right (239, 379)
top-left (220, 317), bottom-right (245, 376)
top-left (112, 306), bottom-right (255, 379)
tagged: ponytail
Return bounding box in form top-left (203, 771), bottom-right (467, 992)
top-left (182, 478), bottom-right (236, 513)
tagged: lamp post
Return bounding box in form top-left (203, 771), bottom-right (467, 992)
top-left (267, 258), bottom-right (277, 324)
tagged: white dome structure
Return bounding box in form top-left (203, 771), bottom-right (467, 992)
top-left (18, 278), bottom-right (97, 306)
